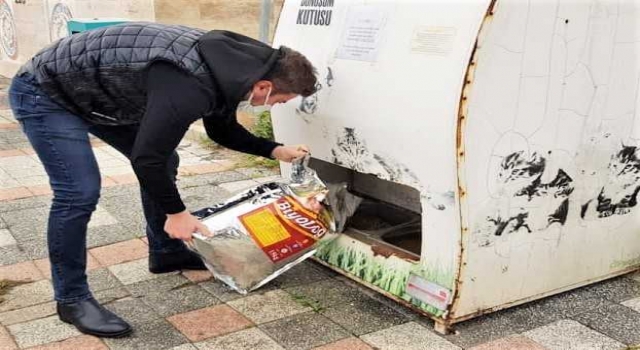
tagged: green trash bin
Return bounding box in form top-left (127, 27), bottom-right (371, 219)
top-left (67, 18), bottom-right (129, 35)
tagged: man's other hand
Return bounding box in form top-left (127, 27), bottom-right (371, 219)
top-left (165, 211), bottom-right (212, 242)
top-left (271, 145), bottom-right (309, 162)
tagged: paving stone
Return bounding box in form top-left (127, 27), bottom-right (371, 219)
top-left (580, 276), bottom-right (640, 303)
top-left (0, 280), bottom-right (53, 312)
top-left (167, 305), bottom-right (253, 342)
top-left (467, 335), bottom-right (547, 350)
top-left (321, 296), bottom-right (409, 336)
top-left (181, 185), bottom-right (232, 212)
top-left (312, 337), bottom-right (374, 350)
top-left (260, 312), bottom-right (349, 350)
top-left (16, 175), bottom-right (49, 187)
top-left (26, 335), bottom-right (108, 350)
top-left (631, 270), bottom-right (640, 283)
top-left (273, 261), bottom-right (335, 289)
top-left (571, 300), bottom-right (640, 345)
top-left (217, 179), bottom-right (260, 193)
top-left (108, 258), bottom-right (171, 285)
top-left (0, 301), bottom-right (56, 326)
top-left (104, 297), bottom-right (161, 325)
top-left (141, 285), bottom-right (220, 317)
top-left (0, 325), bottom-right (18, 350)
top-left (7, 315), bottom-right (80, 348)
top-left (442, 287), bottom-right (608, 348)
top-left (87, 205), bottom-right (118, 227)
top-left (86, 224), bottom-right (139, 249)
top-left (100, 184), bottom-right (140, 199)
top-left (0, 229), bottom-right (15, 247)
top-left (17, 238), bottom-right (48, 260)
top-left (1, 207), bottom-right (48, 242)
top-left (177, 171), bottom-right (249, 188)
top-left (622, 296), bottom-right (640, 312)
top-left (100, 166), bottom-right (134, 177)
top-left (103, 319), bottom-right (188, 350)
top-left (198, 280), bottom-right (244, 302)
top-left (360, 322), bottom-right (460, 350)
top-left (235, 167), bottom-right (280, 179)
top-left (170, 344), bottom-right (198, 350)
top-left (357, 283), bottom-right (427, 322)
top-left (0, 261), bottom-right (43, 282)
top-left (285, 279), bottom-right (369, 309)
top-left (126, 274), bottom-right (190, 297)
top-left (87, 268), bottom-right (123, 292)
top-left (228, 290), bottom-right (311, 324)
top-left (198, 279), bottom-right (279, 303)
top-left (194, 327), bottom-right (285, 350)
top-left (93, 287), bottom-right (131, 305)
top-left (182, 269), bottom-right (213, 283)
top-left (0, 245), bottom-right (28, 266)
top-left (0, 195), bottom-right (49, 213)
top-left (89, 239), bottom-right (148, 267)
top-left (253, 175), bottom-right (283, 184)
top-left (126, 273), bottom-right (191, 298)
top-left (523, 320), bottom-right (626, 350)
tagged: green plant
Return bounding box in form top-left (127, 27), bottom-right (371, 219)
top-left (253, 111), bottom-right (276, 140)
top-left (198, 134), bottom-right (221, 151)
top-left (245, 111), bottom-right (279, 168)
top-left (289, 292), bottom-right (325, 313)
top-left (315, 241), bottom-right (453, 318)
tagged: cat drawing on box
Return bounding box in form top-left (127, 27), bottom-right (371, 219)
top-left (475, 151), bottom-right (574, 246)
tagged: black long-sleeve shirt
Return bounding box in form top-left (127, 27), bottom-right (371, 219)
top-left (130, 61), bottom-right (280, 214)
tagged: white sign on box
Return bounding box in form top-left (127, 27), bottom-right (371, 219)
top-left (405, 274), bottom-right (452, 311)
top-left (335, 4), bottom-right (391, 62)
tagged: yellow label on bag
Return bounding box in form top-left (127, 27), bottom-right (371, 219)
top-left (239, 196), bottom-right (329, 263)
top-left (241, 208), bottom-right (291, 247)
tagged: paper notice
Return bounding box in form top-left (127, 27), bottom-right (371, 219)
top-left (411, 26), bottom-right (456, 56)
top-left (335, 5), bottom-right (390, 62)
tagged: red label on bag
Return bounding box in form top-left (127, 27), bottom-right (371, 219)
top-left (239, 196), bottom-right (328, 263)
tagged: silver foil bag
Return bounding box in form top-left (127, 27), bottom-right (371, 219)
top-left (188, 158), bottom-right (340, 294)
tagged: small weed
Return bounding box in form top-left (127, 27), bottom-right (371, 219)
top-left (243, 111), bottom-right (279, 168)
top-left (198, 111), bottom-right (279, 169)
top-left (240, 155), bottom-right (280, 169)
top-left (626, 346), bottom-right (640, 350)
top-left (0, 279), bottom-right (27, 303)
top-left (289, 292), bottom-right (325, 313)
top-left (198, 135), bottom-right (221, 151)
top-left (252, 111), bottom-right (275, 140)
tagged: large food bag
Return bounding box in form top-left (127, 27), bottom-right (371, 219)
top-left (188, 157), bottom-right (358, 294)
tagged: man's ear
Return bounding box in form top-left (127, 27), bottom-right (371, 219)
top-left (254, 80), bottom-right (274, 91)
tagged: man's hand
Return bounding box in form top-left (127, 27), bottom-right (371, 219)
top-left (164, 211), bottom-right (212, 242)
top-left (272, 145), bottom-right (309, 163)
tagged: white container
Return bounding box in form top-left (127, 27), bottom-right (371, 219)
top-left (272, 0), bottom-right (640, 333)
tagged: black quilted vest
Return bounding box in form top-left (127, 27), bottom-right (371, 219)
top-left (26, 22), bottom-right (215, 125)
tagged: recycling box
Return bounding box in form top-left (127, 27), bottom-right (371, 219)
top-left (271, 0), bottom-right (640, 333)
top-left (67, 18), bottom-right (129, 35)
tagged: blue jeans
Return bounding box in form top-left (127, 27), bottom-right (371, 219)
top-left (8, 73), bottom-right (188, 303)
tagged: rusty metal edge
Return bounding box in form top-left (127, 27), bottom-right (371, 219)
top-left (449, 0), bottom-right (498, 324)
top-left (448, 265), bottom-right (640, 324)
top-left (346, 228), bottom-right (420, 262)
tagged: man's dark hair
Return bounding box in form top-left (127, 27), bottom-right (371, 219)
top-left (264, 46), bottom-right (317, 97)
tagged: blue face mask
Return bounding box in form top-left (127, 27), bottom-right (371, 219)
top-left (238, 87), bottom-right (272, 116)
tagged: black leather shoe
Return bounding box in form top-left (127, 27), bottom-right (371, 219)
top-left (149, 249), bottom-right (207, 274)
top-left (57, 299), bottom-right (132, 338)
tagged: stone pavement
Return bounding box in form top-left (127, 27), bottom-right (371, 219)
top-left (1, 88), bottom-right (639, 350)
